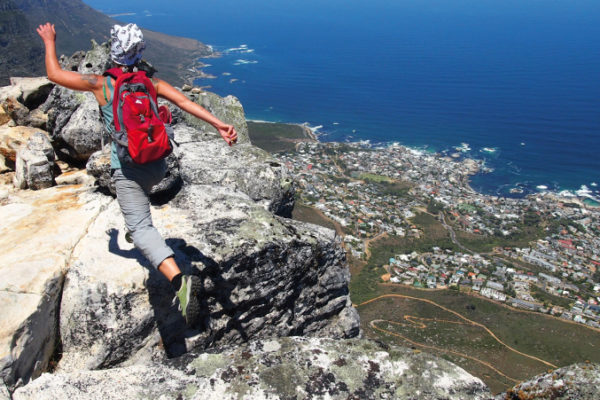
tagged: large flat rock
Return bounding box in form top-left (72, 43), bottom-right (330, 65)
top-left (57, 183), bottom-right (359, 373)
top-left (13, 337), bottom-right (491, 400)
top-left (0, 182), bottom-right (111, 388)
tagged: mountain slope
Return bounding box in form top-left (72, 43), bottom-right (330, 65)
top-left (1, 0), bottom-right (213, 85)
top-left (0, 0), bottom-right (45, 84)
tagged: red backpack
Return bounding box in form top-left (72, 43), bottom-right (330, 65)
top-left (104, 68), bottom-right (173, 164)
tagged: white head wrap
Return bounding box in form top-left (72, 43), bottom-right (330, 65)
top-left (110, 23), bottom-right (146, 66)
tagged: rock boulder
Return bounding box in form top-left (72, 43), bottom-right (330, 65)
top-left (496, 363), bottom-right (600, 400)
top-left (8, 78), bottom-right (54, 110)
top-left (0, 183), bottom-right (112, 389)
top-left (56, 183), bottom-right (358, 373)
top-left (13, 337), bottom-right (491, 400)
top-left (13, 132), bottom-right (56, 190)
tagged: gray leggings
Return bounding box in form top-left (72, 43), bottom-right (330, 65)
top-left (112, 160), bottom-right (174, 269)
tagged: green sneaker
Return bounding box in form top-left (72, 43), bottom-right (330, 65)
top-left (175, 275), bottom-right (202, 326)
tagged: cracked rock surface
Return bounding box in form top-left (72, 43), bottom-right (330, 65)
top-left (13, 337), bottom-right (491, 400)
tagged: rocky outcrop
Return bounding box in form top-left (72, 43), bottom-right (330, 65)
top-left (182, 90), bottom-right (250, 145)
top-left (13, 131), bottom-right (55, 189)
top-left (0, 181), bottom-right (111, 389)
top-left (13, 337), bottom-right (491, 400)
top-left (0, 42), bottom-right (355, 394)
top-left (3, 38), bottom-right (596, 400)
top-left (55, 188), bottom-right (358, 373)
top-left (496, 363), bottom-right (600, 400)
top-left (8, 78), bottom-right (54, 111)
top-left (175, 125), bottom-right (294, 217)
top-left (44, 88), bottom-right (103, 162)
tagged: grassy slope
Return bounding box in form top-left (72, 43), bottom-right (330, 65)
top-left (292, 203), bottom-right (337, 232)
top-left (357, 286), bottom-right (600, 393)
top-left (247, 121), bottom-right (315, 153)
top-left (351, 211), bottom-right (600, 393)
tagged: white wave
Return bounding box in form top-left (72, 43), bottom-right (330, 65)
top-left (108, 12), bottom-right (136, 17)
top-left (453, 143), bottom-right (471, 152)
top-left (575, 185), bottom-right (599, 201)
top-left (520, 142), bottom-right (525, 146)
top-left (225, 44), bottom-right (254, 54)
top-left (558, 190), bottom-right (576, 197)
top-left (480, 147), bottom-right (497, 153)
top-left (302, 124), bottom-right (323, 135)
top-left (247, 119), bottom-right (277, 123)
top-left (591, 182), bottom-right (598, 187)
top-left (536, 185), bottom-right (548, 190)
top-left (233, 59), bottom-right (258, 65)
top-left (333, 122), bottom-right (340, 125)
top-left (408, 147), bottom-right (425, 156)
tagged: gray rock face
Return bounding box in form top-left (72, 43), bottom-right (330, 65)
top-left (76, 41), bottom-right (112, 76)
top-left (84, 147), bottom-right (113, 192)
top-left (13, 132), bottom-right (55, 190)
top-left (8, 77), bottom-right (54, 110)
top-left (496, 363), bottom-right (600, 400)
top-left (175, 125), bottom-right (294, 216)
top-left (56, 184), bottom-right (358, 373)
top-left (0, 184), bottom-right (112, 390)
top-left (45, 89), bottom-right (103, 161)
top-left (182, 90), bottom-right (250, 145)
top-left (0, 382), bottom-right (8, 400)
top-left (12, 337), bottom-right (492, 400)
top-left (38, 43), bottom-right (110, 162)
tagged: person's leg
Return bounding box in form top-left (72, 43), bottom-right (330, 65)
top-left (113, 168), bottom-right (176, 274)
top-left (112, 166), bottom-right (201, 326)
top-left (157, 257), bottom-right (180, 281)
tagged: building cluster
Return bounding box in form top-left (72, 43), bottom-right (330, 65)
top-left (277, 141), bottom-right (600, 329)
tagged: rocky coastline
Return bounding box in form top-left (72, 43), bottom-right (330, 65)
top-left (0, 41), bottom-right (598, 399)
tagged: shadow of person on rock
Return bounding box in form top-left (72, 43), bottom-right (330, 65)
top-left (156, 238), bottom-right (251, 357)
top-left (106, 229), bottom-right (251, 358)
top-left (106, 228), bottom-right (147, 265)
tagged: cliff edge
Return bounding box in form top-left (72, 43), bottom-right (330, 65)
top-left (0, 43), bottom-right (597, 400)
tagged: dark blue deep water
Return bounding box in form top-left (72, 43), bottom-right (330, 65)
top-left (84, 0), bottom-right (600, 198)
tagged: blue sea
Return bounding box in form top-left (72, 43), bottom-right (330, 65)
top-left (84, 0), bottom-right (600, 199)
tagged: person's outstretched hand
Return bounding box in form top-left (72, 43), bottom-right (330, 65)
top-left (36, 23), bottom-right (56, 43)
top-left (217, 124), bottom-right (238, 146)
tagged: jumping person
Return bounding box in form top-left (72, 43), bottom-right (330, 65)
top-left (37, 22), bottom-right (237, 326)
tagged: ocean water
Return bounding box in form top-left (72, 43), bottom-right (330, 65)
top-left (83, 0), bottom-right (600, 199)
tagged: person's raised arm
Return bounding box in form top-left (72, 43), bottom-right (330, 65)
top-left (36, 23), bottom-right (104, 94)
top-left (154, 78), bottom-right (238, 146)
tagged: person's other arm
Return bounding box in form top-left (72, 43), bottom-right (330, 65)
top-left (36, 23), bottom-right (104, 95)
top-left (154, 78), bottom-right (238, 146)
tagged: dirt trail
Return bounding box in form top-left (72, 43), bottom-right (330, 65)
top-left (357, 294), bottom-right (558, 376)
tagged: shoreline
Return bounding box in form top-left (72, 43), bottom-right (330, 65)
top-left (248, 117), bottom-right (599, 208)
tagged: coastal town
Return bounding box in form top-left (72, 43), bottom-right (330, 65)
top-left (276, 141), bottom-right (600, 329)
